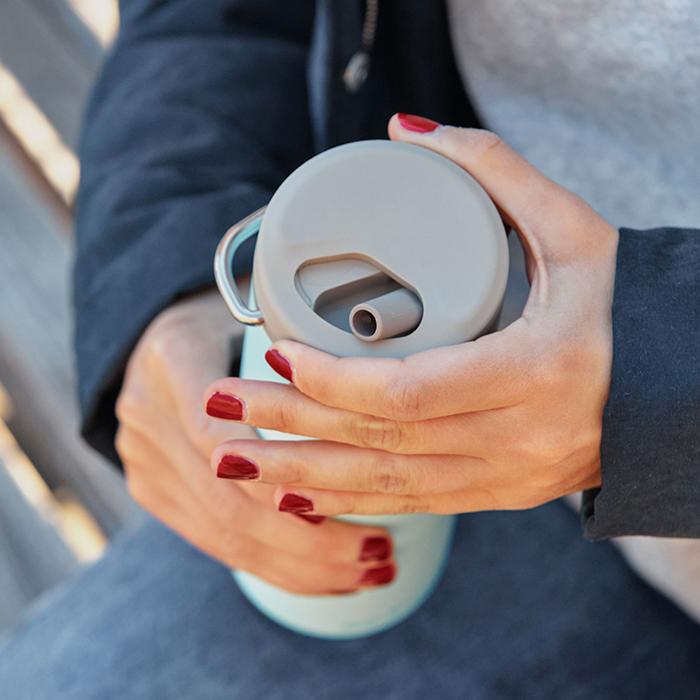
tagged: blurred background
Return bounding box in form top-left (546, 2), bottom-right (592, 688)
top-left (0, 0), bottom-right (139, 634)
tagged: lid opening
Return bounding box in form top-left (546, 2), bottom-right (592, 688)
top-left (349, 287), bottom-right (423, 342)
top-left (295, 256), bottom-right (423, 342)
top-left (350, 308), bottom-right (379, 339)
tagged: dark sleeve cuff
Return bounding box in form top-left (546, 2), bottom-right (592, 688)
top-left (582, 227), bottom-right (700, 539)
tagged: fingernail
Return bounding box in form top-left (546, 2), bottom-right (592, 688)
top-left (359, 537), bottom-right (392, 562)
top-left (206, 392), bottom-right (244, 420)
top-left (294, 513), bottom-right (327, 525)
top-left (359, 564), bottom-right (396, 587)
top-left (278, 493), bottom-right (313, 514)
top-left (265, 349), bottom-right (293, 382)
top-left (396, 113), bottom-right (440, 133)
top-left (217, 455), bottom-right (259, 480)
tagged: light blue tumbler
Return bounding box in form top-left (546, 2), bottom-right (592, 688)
top-left (214, 141), bottom-right (509, 639)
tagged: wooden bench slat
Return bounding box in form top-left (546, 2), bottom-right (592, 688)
top-left (0, 130), bottom-right (136, 537)
top-left (0, 457), bottom-right (79, 632)
top-left (0, 0), bottom-right (102, 150)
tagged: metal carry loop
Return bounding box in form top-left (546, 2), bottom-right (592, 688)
top-left (214, 205), bottom-right (267, 326)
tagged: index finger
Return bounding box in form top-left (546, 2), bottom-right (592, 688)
top-left (268, 322), bottom-right (533, 421)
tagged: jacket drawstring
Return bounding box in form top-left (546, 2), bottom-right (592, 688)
top-left (343, 0), bottom-right (378, 93)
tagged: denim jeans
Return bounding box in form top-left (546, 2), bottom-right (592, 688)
top-left (1, 502), bottom-right (699, 699)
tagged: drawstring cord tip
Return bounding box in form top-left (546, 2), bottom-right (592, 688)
top-left (343, 50), bottom-right (371, 93)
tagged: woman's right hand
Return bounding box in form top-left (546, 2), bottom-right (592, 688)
top-left (115, 289), bottom-right (395, 595)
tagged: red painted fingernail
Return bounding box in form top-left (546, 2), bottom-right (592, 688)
top-left (265, 349), bottom-right (293, 382)
top-left (217, 455), bottom-right (259, 480)
top-left (359, 537), bottom-right (392, 562)
top-left (206, 392), bottom-right (244, 420)
top-left (278, 493), bottom-right (313, 514)
top-left (294, 513), bottom-right (327, 525)
top-left (359, 564), bottom-right (396, 587)
top-left (396, 113), bottom-right (440, 133)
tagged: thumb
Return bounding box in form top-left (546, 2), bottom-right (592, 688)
top-left (387, 113), bottom-right (604, 266)
top-left (165, 294), bottom-right (257, 456)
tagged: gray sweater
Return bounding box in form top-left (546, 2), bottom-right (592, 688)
top-left (446, 0), bottom-right (700, 229)
top-left (447, 0), bottom-right (700, 621)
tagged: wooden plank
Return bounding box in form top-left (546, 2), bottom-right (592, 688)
top-left (0, 0), bottom-right (102, 150)
top-left (0, 119), bottom-right (72, 234)
top-left (0, 130), bottom-right (137, 536)
top-left (0, 456), bottom-right (78, 633)
top-left (68, 0), bottom-right (120, 47)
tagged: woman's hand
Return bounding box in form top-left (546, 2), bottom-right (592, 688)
top-left (116, 290), bottom-right (395, 593)
top-left (204, 116), bottom-right (619, 517)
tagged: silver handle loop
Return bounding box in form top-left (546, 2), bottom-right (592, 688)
top-left (214, 206), bottom-right (267, 326)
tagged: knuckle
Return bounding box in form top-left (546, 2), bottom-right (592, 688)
top-left (385, 378), bottom-right (424, 421)
top-left (277, 454), bottom-right (304, 485)
top-left (183, 407), bottom-right (214, 450)
top-left (144, 330), bottom-right (172, 365)
top-left (442, 127), bottom-right (504, 158)
top-left (395, 497), bottom-right (425, 514)
top-left (142, 322), bottom-right (187, 374)
top-left (267, 399), bottom-right (296, 433)
top-left (370, 454), bottom-right (409, 494)
top-left (351, 416), bottom-right (404, 452)
top-left (114, 425), bottom-right (138, 461)
top-left (467, 129), bottom-right (504, 156)
top-left (115, 392), bottom-right (140, 425)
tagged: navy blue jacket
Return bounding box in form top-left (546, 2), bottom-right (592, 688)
top-left (74, 0), bottom-right (700, 540)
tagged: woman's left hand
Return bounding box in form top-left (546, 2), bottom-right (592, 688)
top-left (204, 115), bottom-right (619, 517)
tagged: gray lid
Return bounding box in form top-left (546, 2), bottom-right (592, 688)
top-left (253, 140), bottom-right (508, 358)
